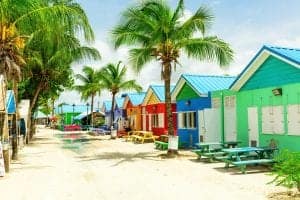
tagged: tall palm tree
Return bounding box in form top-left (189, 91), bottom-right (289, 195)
top-left (0, 0), bottom-right (96, 161)
top-left (74, 66), bottom-right (102, 126)
top-left (99, 62), bottom-right (142, 128)
top-left (112, 0), bottom-right (233, 154)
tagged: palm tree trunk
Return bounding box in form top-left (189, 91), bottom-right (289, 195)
top-left (90, 94), bottom-right (94, 126)
top-left (27, 81), bottom-right (43, 143)
top-left (11, 80), bottom-right (18, 160)
top-left (110, 93), bottom-right (116, 128)
top-left (163, 62), bottom-right (177, 155)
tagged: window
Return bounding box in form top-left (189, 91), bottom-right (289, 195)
top-left (151, 113), bottom-right (164, 128)
top-left (178, 111), bottom-right (196, 129)
top-left (212, 98), bottom-right (221, 108)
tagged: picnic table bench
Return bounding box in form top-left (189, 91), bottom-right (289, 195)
top-left (155, 141), bottom-right (168, 150)
top-left (125, 131), bottom-right (157, 143)
top-left (222, 147), bottom-right (278, 173)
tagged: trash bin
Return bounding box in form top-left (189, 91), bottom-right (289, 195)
top-left (111, 126), bottom-right (117, 139)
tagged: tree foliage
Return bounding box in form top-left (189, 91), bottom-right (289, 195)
top-left (270, 150), bottom-right (300, 192)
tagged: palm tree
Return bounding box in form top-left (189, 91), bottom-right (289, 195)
top-left (74, 66), bottom-right (102, 126)
top-left (99, 62), bottom-right (142, 128)
top-left (0, 0), bottom-right (97, 161)
top-left (112, 0), bottom-right (233, 154)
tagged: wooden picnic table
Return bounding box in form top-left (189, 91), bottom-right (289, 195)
top-left (221, 146), bottom-right (278, 173)
top-left (222, 141), bottom-right (241, 148)
top-left (127, 131), bottom-right (157, 143)
top-left (195, 142), bottom-right (223, 152)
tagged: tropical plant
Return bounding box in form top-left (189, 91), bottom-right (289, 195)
top-left (270, 150), bottom-right (300, 192)
top-left (74, 66), bottom-right (103, 126)
top-left (99, 62), bottom-right (142, 128)
top-left (112, 0), bottom-right (233, 154)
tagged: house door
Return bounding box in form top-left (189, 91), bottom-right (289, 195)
top-left (199, 109), bottom-right (221, 143)
top-left (198, 110), bottom-right (205, 142)
top-left (224, 96), bottom-right (237, 142)
top-left (248, 107), bottom-right (259, 147)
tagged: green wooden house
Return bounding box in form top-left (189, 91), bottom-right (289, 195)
top-left (211, 45), bottom-right (300, 151)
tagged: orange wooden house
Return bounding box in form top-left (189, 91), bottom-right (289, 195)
top-left (142, 85), bottom-right (177, 136)
top-left (123, 92), bottom-right (146, 131)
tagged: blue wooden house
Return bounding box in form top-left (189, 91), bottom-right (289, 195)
top-left (171, 74), bottom-right (236, 146)
top-left (102, 100), bottom-right (112, 127)
top-left (114, 97), bottom-right (126, 131)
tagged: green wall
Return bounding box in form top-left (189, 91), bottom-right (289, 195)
top-left (177, 83), bottom-right (199, 100)
top-left (213, 83), bottom-right (300, 151)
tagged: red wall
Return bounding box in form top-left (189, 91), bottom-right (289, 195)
top-left (143, 103), bottom-right (177, 136)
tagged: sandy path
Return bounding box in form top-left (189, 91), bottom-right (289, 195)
top-left (0, 127), bottom-right (285, 200)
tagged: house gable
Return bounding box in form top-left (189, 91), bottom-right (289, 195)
top-left (148, 92), bottom-right (160, 105)
top-left (176, 83), bottom-right (199, 101)
top-left (241, 56), bottom-right (300, 91)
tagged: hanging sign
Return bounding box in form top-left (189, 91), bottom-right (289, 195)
top-left (0, 142), bottom-right (5, 177)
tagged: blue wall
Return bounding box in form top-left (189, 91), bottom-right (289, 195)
top-left (176, 95), bottom-right (211, 146)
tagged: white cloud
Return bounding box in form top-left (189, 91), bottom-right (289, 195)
top-left (58, 8), bottom-right (300, 107)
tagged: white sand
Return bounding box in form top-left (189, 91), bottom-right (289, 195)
top-left (0, 127), bottom-right (287, 200)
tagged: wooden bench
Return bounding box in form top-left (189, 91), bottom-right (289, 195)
top-left (192, 149), bottom-right (225, 162)
top-left (155, 141), bottom-right (168, 150)
top-left (232, 159), bottom-right (275, 174)
top-left (134, 131), bottom-right (156, 143)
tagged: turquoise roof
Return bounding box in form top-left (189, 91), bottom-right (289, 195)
top-left (150, 85), bottom-right (175, 102)
top-left (6, 90), bottom-right (16, 114)
top-left (115, 97), bottom-right (125, 108)
top-left (55, 104), bottom-right (88, 114)
top-left (266, 45), bottom-right (300, 64)
top-left (127, 92), bottom-right (146, 106)
top-left (103, 101), bottom-right (112, 112)
top-left (181, 74), bottom-right (236, 95)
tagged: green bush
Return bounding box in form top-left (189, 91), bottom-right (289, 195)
top-left (270, 149), bottom-right (300, 192)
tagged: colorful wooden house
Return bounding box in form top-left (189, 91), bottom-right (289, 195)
top-left (6, 90), bottom-right (17, 135)
top-left (123, 92), bottom-right (146, 131)
top-left (171, 74), bottom-right (236, 146)
top-left (102, 100), bottom-right (112, 127)
top-left (114, 97), bottom-right (126, 131)
top-left (212, 45), bottom-right (300, 151)
top-left (142, 85), bottom-right (176, 136)
top-left (55, 104), bottom-right (87, 125)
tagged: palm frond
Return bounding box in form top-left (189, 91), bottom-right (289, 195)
top-left (178, 36), bottom-right (234, 66)
top-left (129, 47), bottom-right (155, 72)
top-left (175, 6), bottom-right (213, 39)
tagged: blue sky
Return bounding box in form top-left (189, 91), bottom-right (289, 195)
top-left (59, 0), bottom-right (300, 106)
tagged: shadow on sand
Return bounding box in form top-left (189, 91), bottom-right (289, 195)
top-left (77, 151), bottom-right (163, 166)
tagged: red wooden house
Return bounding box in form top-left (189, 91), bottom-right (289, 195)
top-left (142, 85), bottom-right (177, 136)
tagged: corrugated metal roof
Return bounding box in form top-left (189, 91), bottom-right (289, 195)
top-left (103, 101), bottom-right (112, 111)
top-left (266, 45), bottom-right (300, 64)
top-left (115, 97), bottom-right (125, 108)
top-left (182, 74), bottom-right (236, 95)
top-left (74, 111), bottom-right (105, 120)
top-left (6, 90), bottom-right (16, 114)
top-left (55, 104), bottom-right (89, 114)
top-left (127, 92), bottom-right (146, 106)
top-left (151, 85), bottom-right (175, 102)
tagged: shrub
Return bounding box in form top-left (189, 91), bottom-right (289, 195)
top-left (270, 149), bottom-right (300, 192)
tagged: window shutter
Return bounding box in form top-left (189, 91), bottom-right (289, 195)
top-left (178, 113), bottom-right (183, 128)
top-left (158, 113), bottom-right (164, 128)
